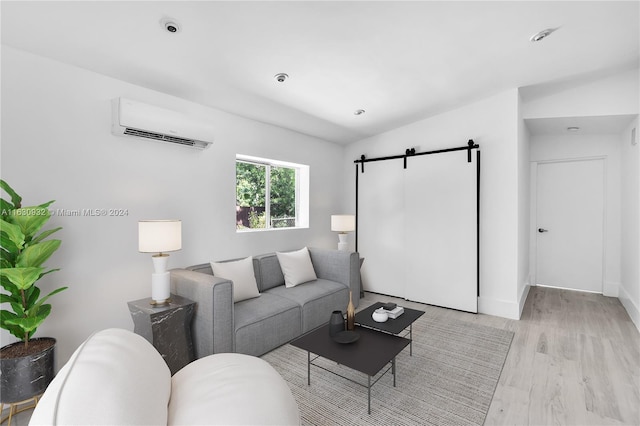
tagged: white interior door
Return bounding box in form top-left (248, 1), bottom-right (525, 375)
top-left (536, 159), bottom-right (604, 292)
top-left (404, 151), bottom-right (478, 312)
top-left (357, 160), bottom-right (405, 297)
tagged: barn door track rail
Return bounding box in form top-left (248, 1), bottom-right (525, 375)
top-left (355, 139), bottom-right (479, 173)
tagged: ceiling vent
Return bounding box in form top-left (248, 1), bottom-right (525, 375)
top-left (111, 98), bottom-right (214, 149)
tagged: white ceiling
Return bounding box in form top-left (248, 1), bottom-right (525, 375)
top-left (2, 1), bottom-right (638, 144)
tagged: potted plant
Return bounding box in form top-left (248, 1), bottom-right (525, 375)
top-left (0, 179), bottom-right (67, 405)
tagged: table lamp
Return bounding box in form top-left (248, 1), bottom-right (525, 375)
top-left (331, 215), bottom-right (355, 251)
top-left (139, 220), bottom-right (182, 305)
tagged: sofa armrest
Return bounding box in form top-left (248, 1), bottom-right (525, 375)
top-left (308, 248), bottom-right (361, 307)
top-left (170, 269), bottom-right (234, 359)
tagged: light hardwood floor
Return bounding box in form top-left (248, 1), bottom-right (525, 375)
top-left (5, 286), bottom-right (639, 425)
top-left (362, 286), bottom-right (640, 425)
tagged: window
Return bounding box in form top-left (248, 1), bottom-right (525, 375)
top-left (236, 155), bottom-right (309, 231)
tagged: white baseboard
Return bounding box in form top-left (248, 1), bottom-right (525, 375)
top-left (478, 296), bottom-right (521, 320)
top-left (618, 285), bottom-right (640, 333)
top-left (478, 282), bottom-right (530, 320)
top-left (518, 284), bottom-right (531, 318)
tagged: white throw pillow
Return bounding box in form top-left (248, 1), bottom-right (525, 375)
top-left (276, 247), bottom-right (318, 288)
top-left (211, 257), bottom-right (261, 303)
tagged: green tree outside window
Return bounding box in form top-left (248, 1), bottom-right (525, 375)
top-left (236, 160), bottom-right (297, 230)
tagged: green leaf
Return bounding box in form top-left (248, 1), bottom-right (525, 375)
top-left (0, 180), bottom-right (22, 209)
top-left (10, 302), bottom-right (25, 317)
top-left (0, 310), bottom-right (26, 340)
top-left (31, 303), bottom-right (51, 318)
top-left (31, 227), bottom-right (62, 245)
top-left (10, 203), bottom-right (53, 240)
top-left (0, 310), bottom-right (19, 323)
top-left (0, 274), bottom-right (19, 296)
top-left (0, 231), bottom-right (19, 257)
top-left (39, 268), bottom-right (60, 280)
top-left (0, 267), bottom-right (43, 290)
top-left (16, 240), bottom-right (61, 268)
top-left (30, 287), bottom-right (67, 313)
top-left (0, 220), bottom-right (25, 252)
top-left (0, 199), bottom-right (14, 218)
top-left (0, 293), bottom-right (20, 305)
top-left (5, 313), bottom-right (47, 334)
top-left (0, 245), bottom-right (16, 267)
top-left (25, 285), bottom-right (40, 306)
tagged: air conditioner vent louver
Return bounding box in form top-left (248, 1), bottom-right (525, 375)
top-left (111, 98), bottom-right (214, 150)
top-left (123, 128), bottom-right (197, 147)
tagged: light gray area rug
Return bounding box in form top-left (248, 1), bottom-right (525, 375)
top-left (262, 313), bottom-right (514, 426)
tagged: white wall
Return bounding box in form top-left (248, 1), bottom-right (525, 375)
top-left (0, 47), bottom-right (346, 366)
top-left (529, 133), bottom-right (622, 297)
top-left (344, 89), bottom-right (523, 319)
top-left (517, 91), bottom-right (531, 317)
top-left (522, 68), bottom-right (639, 119)
top-left (620, 118), bottom-right (640, 329)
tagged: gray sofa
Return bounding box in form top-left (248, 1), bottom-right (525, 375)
top-left (170, 248), bottom-right (360, 358)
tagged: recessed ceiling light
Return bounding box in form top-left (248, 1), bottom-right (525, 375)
top-left (274, 73), bottom-right (289, 83)
top-left (354, 109), bottom-right (365, 116)
top-left (161, 18), bottom-right (181, 34)
top-left (567, 126), bottom-right (580, 132)
top-left (530, 27), bottom-right (558, 42)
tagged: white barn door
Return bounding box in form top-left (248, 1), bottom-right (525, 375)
top-left (358, 160), bottom-right (405, 297)
top-left (403, 150), bottom-right (478, 312)
top-left (357, 149), bottom-right (478, 313)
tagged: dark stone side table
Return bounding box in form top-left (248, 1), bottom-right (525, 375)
top-left (128, 294), bottom-right (195, 375)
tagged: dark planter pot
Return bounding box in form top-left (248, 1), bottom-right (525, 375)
top-left (0, 338), bottom-right (55, 403)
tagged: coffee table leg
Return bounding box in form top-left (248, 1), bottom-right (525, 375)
top-left (410, 323), bottom-right (413, 356)
top-left (368, 375), bottom-right (371, 414)
top-left (393, 357), bottom-right (397, 387)
top-left (307, 351), bottom-right (311, 385)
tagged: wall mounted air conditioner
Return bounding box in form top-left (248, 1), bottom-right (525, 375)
top-left (111, 98), bottom-right (214, 149)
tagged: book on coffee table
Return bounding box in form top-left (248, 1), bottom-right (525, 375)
top-left (384, 306), bottom-right (404, 319)
top-left (355, 302), bottom-right (424, 335)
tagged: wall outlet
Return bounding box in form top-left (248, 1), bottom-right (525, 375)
top-left (632, 128), bottom-right (637, 146)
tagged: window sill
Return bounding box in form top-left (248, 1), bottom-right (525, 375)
top-left (236, 226), bottom-right (308, 233)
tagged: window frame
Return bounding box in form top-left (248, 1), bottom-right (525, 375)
top-left (236, 154), bottom-right (309, 232)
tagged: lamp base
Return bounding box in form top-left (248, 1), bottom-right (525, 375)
top-left (151, 271), bottom-right (171, 305)
top-left (152, 254), bottom-right (170, 274)
top-left (337, 233), bottom-right (349, 251)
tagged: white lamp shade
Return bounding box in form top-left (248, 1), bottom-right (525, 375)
top-left (138, 220), bottom-right (182, 253)
top-left (331, 215), bottom-right (355, 233)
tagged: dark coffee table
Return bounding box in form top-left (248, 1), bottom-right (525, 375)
top-left (290, 323), bottom-right (410, 414)
top-left (355, 302), bottom-right (425, 356)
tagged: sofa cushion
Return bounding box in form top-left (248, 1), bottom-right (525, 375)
top-left (266, 278), bottom-right (349, 332)
top-left (169, 353), bottom-right (299, 425)
top-left (276, 247), bottom-right (318, 288)
top-left (211, 256), bottom-right (260, 302)
top-left (234, 293), bottom-right (301, 356)
top-left (252, 253), bottom-right (286, 291)
top-left (29, 328), bottom-right (171, 426)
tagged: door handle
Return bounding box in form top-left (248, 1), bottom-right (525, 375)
top-left (538, 228), bottom-right (548, 233)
